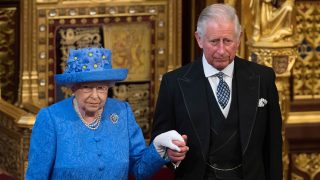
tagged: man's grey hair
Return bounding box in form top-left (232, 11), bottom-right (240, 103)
top-left (196, 4), bottom-right (241, 38)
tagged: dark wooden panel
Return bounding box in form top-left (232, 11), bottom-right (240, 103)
top-left (286, 122), bottom-right (320, 152)
top-left (290, 99), bottom-right (320, 112)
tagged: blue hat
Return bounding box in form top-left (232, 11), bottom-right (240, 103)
top-left (55, 48), bottom-right (128, 85)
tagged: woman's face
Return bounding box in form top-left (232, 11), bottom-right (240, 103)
top-left (73, 81), bottom-right (111, 116)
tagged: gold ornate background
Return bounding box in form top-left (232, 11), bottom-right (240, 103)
top-left (1, 0), bottom-right (320, 179)
top-left (0, 0), bottom-right (182, 178)
top-left (294, 1), bottom-right (320, 100)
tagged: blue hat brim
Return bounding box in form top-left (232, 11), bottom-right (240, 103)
top-left (55, 68), bottom-right (128, 85)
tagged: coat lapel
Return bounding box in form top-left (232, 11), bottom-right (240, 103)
top-left (177, 59), bottom-right (211, 161)
top-left (234, 58), bottom-right (260, 155)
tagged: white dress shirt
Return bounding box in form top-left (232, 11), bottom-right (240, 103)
top-left (202, 55), bottom-right (234, 118)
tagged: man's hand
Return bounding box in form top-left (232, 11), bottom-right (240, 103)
top-left (167, 135), bottom-right (188, 163)
top-left (153, 130), bottom-right (185, 157)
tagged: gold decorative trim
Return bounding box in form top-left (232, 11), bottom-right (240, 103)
top-left (0, 99), bottom-right (36, 128)
top-left (248, 41), bottom-right (299, 48)
top-left (287, 111), bottom-right (320, 124)
top-left (0, 100), bottom-right (27, 121)
top-left (292, 173), bottom-right (304, 180)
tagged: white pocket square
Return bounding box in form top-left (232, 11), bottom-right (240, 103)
top-left (258, 98), bottom-right (268, 107)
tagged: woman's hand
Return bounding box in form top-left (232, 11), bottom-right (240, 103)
top-left (153, 130), bottom-right (185, 157)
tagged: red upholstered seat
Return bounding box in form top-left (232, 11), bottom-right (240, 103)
top-left (128, 167), bottom-right (174, 180)
top-left (0, 170), bottom-right (16, 180)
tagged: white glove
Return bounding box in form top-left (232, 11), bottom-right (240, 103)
top-left (153, 130), bottom-right (184, 157)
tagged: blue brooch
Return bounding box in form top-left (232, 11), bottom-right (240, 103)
top-left (110, 113), bottom-right (119, 124)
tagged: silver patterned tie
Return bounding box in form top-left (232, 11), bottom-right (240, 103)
top-left (216, 72), bottom-right (230, 109)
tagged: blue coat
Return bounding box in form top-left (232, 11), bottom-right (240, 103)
top-left (26, 97), bottom-right (167, 180)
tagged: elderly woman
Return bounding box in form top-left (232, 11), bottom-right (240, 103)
top-left (26, 47), bottom-right (188, 179)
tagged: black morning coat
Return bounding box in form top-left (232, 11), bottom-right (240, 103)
top-left (151, 56), bottom-right (283, 180)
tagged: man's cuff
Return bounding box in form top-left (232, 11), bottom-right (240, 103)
top-left (171, 161), bottom-right (181, 169)
top-left (163, 150), bottom-right (181, 169)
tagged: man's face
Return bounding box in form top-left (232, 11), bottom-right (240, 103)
top-left (73, 81), bottom-right (109, 116)
top-left (195, 20), bottom-right (240, 70)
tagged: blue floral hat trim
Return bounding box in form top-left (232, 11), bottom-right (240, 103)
top-left (55, 48), bottom-right (128, 85)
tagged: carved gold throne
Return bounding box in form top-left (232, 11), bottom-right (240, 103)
top-left (0, 0), bottom-right (182, 179)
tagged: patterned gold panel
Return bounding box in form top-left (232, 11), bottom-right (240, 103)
top-left (0, 7), bottom-right (18, 104)
top-left (294, 1), bottom-right (320, 100)
top-left (292, 153), bottom-right (320, 180)
top-left (104, 22), bottom-right (152, 82)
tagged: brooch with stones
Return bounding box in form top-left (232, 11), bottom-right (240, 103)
top-left (110, 113), bottom-right (119, 124)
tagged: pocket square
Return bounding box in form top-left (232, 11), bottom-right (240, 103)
top-left (258, 98), bottom-right (268, 107)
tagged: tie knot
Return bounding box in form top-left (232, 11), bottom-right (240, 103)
top-left (216, 72), bottom-right (224, 80)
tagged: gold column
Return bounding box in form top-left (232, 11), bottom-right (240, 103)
top-left (19, 0), bottom-right (40, 107)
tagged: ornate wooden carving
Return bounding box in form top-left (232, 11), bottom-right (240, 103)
top-left (0, 5), bottom-right (19, 104)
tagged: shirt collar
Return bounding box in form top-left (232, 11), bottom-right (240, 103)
top-left (202, 54), bottom-right (234, 78)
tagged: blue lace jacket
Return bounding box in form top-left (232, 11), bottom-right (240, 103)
top-left (26, 97), bottom-right (167, 180)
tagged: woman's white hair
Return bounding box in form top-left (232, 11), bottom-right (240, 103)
top-left (196, 4), bottom-right (241, 38)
